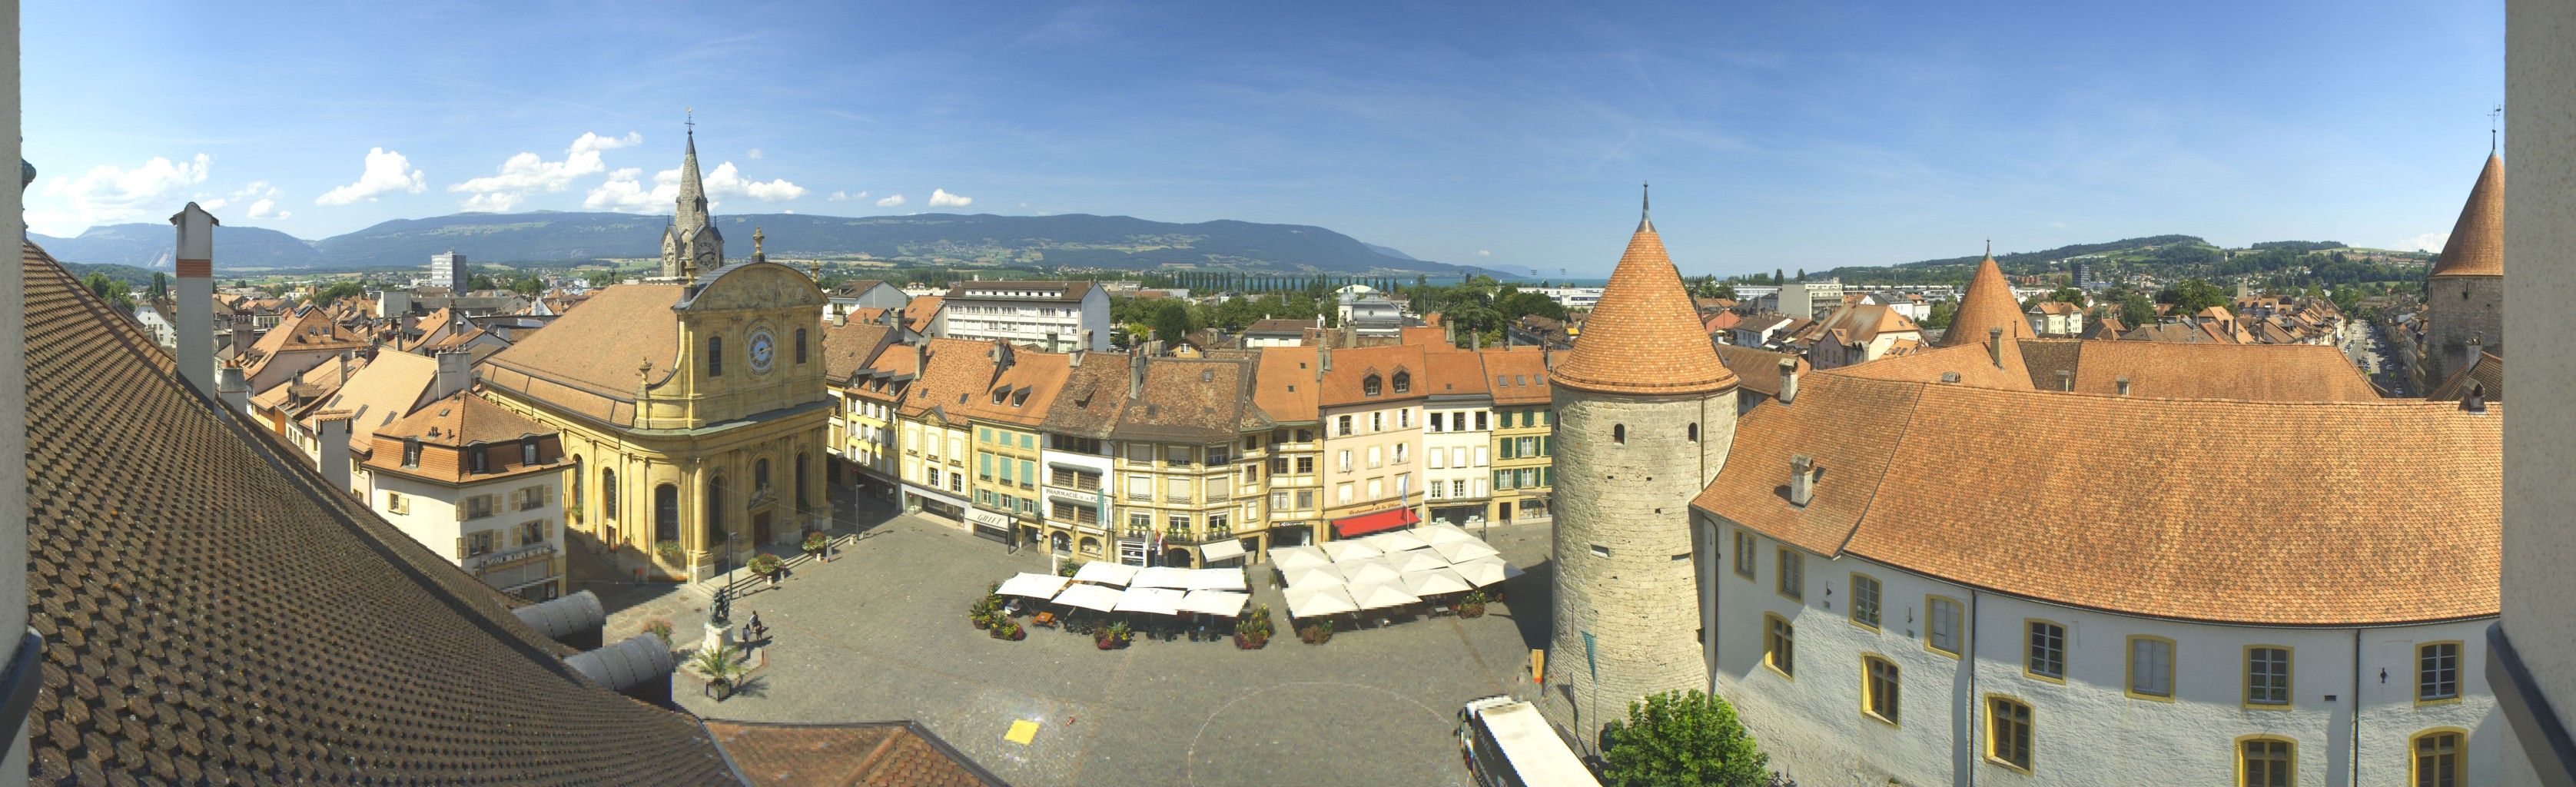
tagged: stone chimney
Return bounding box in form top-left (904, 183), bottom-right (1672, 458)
top-left (1067, 348), bottom-right (1085, 368)
top-left (1128, 349), bottom-right (1147, 399)
top-left (1788, 455), bottom-right (1816, 507)
top-left (915, 340), bottom-right (930, 380)
top-left (171, 203), bottom-right (218, 399)
top-left (1986, 327), bottom-right (2004, 367)
top-left (1319, 344), bottom-right (1333, 374)
top-left (1342, 322), bottom-right (1357, 347)
top-left (1472, 331), bottom-right (1483, 352)
top-left (432, 350), bottom-right (471, 400)
top-left (1776, 357), bottom-right (1799, 405)
top-left (2116, 377), bottom-right (2133, 397)
top-left (216, 364), bottom-right (249, 416)
top-left (315, 410), bottom-right (354, 494)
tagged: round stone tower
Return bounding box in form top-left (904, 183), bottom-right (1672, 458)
top-left (1543, 194), bottom-right (1736, 743)
top-left (2423, 152), bottom-right (2504, 386)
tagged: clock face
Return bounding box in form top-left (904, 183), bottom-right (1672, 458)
top-left (748, 330), bottom-right (776, 374)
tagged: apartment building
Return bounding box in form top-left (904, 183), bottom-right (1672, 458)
top-left (359, 391), bottom-right (569, 600)
top-left (895, 340), bottom-right (981, 536)
top-left (933, 280), bottom-right (1110, 352)
top-left (1481, 347), bottom-right (1554, 524)
top-left (822, 319), bottom-right (905, 499)
top-left (952, 344), bottom-right (1071, 549)
top-left (1253, 347), bottom-right (1325, 547)
top-left (1420, 349), bottom-right (1494, 527)
top-left (1111, 357), bottom-right (1268, 567)
top-left (1037, 352), bottom-right (1127, 563)
top-left (1316, 344), bottom-right (1429, 540)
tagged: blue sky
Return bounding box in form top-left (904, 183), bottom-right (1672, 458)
top-left (25, 1), bottom-right (2503, 276)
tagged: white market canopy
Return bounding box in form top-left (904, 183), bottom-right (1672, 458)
top-left (1179, 589), bottom-right (1250, 617)
top-left (1187, 567), bottom-right (1249, 592)
top-left (1200, 539), bottom-right (1248, 563)
top-left (1400, 567), bottom-right (1474, 597)
top-left (1072, 562), bottom-right (1140, 587)
top-left (1346, 581), bottom-right (1423, 610)
top-left (1452, 557), bottom-right (1524, 588)
top-left (1416, 523), bottom-right (1478, 546)
top-left (1132, 566), bottom-right (1195, 589)
top-left (1388, 550), bottom-right (1450, 574)
top-left (1114, 586), bottom-right (1187, 616)
top-left (1319, 540), bottom-right (1382, 562)
top-left (1336, 559), bottom-right (1402, 586)
top-left (1432, 540), bottom-right (1501, 563)
top-left (1361, 530), bottom-right (1430, 553)
top-left (1268, 546), bottom-right (1333, 572)
top-left (1284, 584), bottom-right (1359, 619)
top-left (1053, 583), bottom-right (1127, 613)
top-left (1284, 566), bottom-right (1346, 589)
top-left (998, 572), bottom-right (1071, 599)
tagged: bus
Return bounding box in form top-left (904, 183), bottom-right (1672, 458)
top-left (1458, 696), bottom-right (1602, 787)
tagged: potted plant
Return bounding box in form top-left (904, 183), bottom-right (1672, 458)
top-left (971, 608), bottom-right (994, 630)
top-left (1004, 620), bottom-right (1026, 641)
top-left (802, 531), bottom-right (829, 562)
top-left (1058, 561), bottom-right (1081, 578)
top-left (1234, 605), bottom-right (1273, 649)
top-left (1458, 589), bottom-right (1489, 619)
top-left (747, 553), bottom-right (785, 584)
top-left (689, 644), bottom-right (745, 701)
top-left (654, 540), bottom-right (685, 563)
top-left (1109, 621), bottom-right (1134, 648)
top-left (640, 616), bottom-right (676, 647)
top-left (1299, 619), bottom-right (1335, 645)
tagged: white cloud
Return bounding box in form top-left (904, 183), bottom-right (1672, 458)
top-left (702, 161), bottom-right (806, 201)
top-left (204, 181), bottom-right (291, 221)
top-left (460, 191), bottom-right (525, 213)
top-left (828, 190), bottom-right (868, 201)
top-left (746, 148), bottom-right (765, 160)
top-left (247, 198), bottom-right (290, 220)
top-left (1477, 250), bottom-right (1491, 256)
top-left (2398, 231), bottom-right (2450, 253)
top-left (584, 168), bottom-right (662, 212)
top-left (315, 148), bottom-right (426, 205)
top-left (875, 194), bottom-right (907, 207)
top-left (37, 153), bottom-right (212, 231)
top-left (450, 131), bottom-right (639, 210)
top-left (928, 188), bottom-right (972, 208)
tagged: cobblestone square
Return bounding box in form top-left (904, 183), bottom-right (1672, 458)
top-left (600, 513), bottom-right (1558, 787)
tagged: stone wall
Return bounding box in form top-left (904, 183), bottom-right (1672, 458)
top-left (2423, 274), bottom-right (2503, 384)
top-left (1545, 386), bottom-right (1734, 742)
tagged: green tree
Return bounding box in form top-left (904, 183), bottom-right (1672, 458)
top-left (586, 270), bottom-right (624, 287)
top-left (148, 272), bottom-right (169, 301)
top-left (2119, 293), bottom-right (2156, 326)
top-left (467, 273), bottom-right (496, 291)
top-left (1713, 282), bottom-right (1737, 301)
top-left (313, 281), bottom-right (368, 306)
top-left (1150, 301), bottom-right (1194, 344)
top-left (1601, 689), bottom-right (1768, 787)
top-left (82, 273), bottom-right (135, 312)
top-left (2046, 286), bottom-right (2084, 304)
top-left (509, 275), bottom-right (546, 297)
top-left (1922, 300), bottom-right (1957, 329)
top-left (2157, 278), bottom-right (2229, 314)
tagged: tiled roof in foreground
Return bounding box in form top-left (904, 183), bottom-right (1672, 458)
top-left (1693, 371), bottom-right (2499, 626)
top-left (25, 242), bottom-right (742, 783)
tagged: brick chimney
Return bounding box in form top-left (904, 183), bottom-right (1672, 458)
top-left (1788, 455), bottom-right (1816, 507)
top-left (171, 203), bottom-right (218, 398)
top-left (216, 363), bottom-right (248, 416)
top-left (315, 410), bottom-right (354, 494)
top-left (432, 350), bottom-right (472, 400)
top-left (1776, 357), bottom-right (1799, 405)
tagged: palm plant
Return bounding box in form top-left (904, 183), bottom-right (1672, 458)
top-left (689, 644), bottom-right (746, 700)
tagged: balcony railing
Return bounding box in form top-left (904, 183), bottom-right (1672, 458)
top-left (1159, 529), bottom-right (1236, 546)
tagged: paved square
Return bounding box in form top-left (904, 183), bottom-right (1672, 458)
top-left (605, 514), bottom-right (1558, 787)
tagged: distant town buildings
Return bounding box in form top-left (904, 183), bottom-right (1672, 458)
top-left (430, 251), bottom-right (469, 291)
top-left (931, 280), bottom-right (1110, 352)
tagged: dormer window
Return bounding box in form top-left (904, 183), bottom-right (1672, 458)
top-left (1392, 371), bottom-right (1411, 394)
top-left (469, 447), bottom-right (490, 473)
top-left (401, 438), bottom-right (422, 468)
top-left (1363, 374), bottom-right (1383, 397)
top-left (520, 437), bottom-right (539, 466)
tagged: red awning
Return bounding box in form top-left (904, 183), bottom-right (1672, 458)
top-left (1331, 506), bottom-right (1421, 540)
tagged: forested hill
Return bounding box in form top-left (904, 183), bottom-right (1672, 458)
top-left (1808, 235), bottom-right (2429, 287)
top-left (36, 211), bottom-right (1502, 278)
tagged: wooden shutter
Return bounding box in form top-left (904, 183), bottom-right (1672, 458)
top-left (453, 536), bottom-right (466, 560)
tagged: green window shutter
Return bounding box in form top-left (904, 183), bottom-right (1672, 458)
top-left (1021, 433), bottom-right (1034, 450)
top-left (1499, 440), bottom-right (1515, 460)
top-left (1021, 460), bottom-right (1035, 482)
top-left (980, 454), bottom-right (992, 476)
top-left (999, 458), bottom-right (1013, 482)
top-left (1539, 436), bottom-right (1550, 457)
top-left (1494, 470), bottom-right (1508, 490)
top-left (1542, 467), bottom-right (1553, 487)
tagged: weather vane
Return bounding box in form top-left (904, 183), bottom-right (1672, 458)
top-left (2491, 105), bottom-right (2504, 153)
top-left (685, 106), bottom-right (695, 134)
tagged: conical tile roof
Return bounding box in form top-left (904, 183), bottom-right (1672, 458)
top-left (1940, 254), bottom-right (2035, 347)
top-left (2429, 154), bottom-right (2504, 278)
top-left (1554, 218), bottom-right (1736, 396)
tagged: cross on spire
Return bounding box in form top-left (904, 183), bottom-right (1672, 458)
top-left (685, 107), bottom-right (695, 134)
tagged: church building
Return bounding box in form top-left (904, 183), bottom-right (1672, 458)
top-left (479, 124), bottom-right (835, 581)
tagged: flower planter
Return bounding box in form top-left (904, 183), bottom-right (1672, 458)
top-left (1096, 638), bottom-right (1116, 650)
top-left (1459, 603), bottom-right (1486, 619)
top-left (1235, 633), bottom-right (1268, 649)
top-left (973, 616), bottom-right (991, 629)
top-left (1007, 628), bottom-right (1026, 641)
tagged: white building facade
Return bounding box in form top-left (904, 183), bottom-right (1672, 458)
top-left (1420, 389), bottom-right (1492, 528)
top-left (933, 281), bottom-right (1110, 352)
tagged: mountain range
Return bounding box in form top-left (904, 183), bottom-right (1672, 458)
top-left (31, 211), bottom-right (1502, 278)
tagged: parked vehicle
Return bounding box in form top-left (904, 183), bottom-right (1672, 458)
top-left (1456, 696), bottom-right (1601, 787)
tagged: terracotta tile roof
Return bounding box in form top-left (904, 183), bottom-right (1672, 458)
top-left (1245, 318), bottom-right (1313, 335)
top-left (1477, 346), bottom-right (1552, 406)
top-left (241, 306), bottom-right (367, 377)
top-left (1825, 337), bottom-right (2034, 390)
top-left (1399, 326), bottom-right (1449, 347)
top-left (1942, 254), bottom-right (2036, 347)
top-left (249, 354), bottom-right (370, 413)
top-left (1421, 347), bottom-right (1492, 397)
top-left (949, 344), bottom-right (1071, 428)
top-left (1316, 344), bottom-right (1429, 405)
top-left (1694, 372), bottom-right (2498, 626)
top-left (1039, 354), bottom-right (1134, 437)
top-left (1251, 346), bottom-right (1323, 422)
top-left (702, 720), bottom-right (1005, 787)
top-left (307, 350), bottom-right (442, 453)
top-left (2428, 351), bottom-right (2504, 403)
top-left (2116, 322), bottom-right (2215, 344)
top-left (902, 296), bottom-right (944, 333)
top-left (1711, 344), bottom-right (1808, 397)
top-left (822, 319), bottom-right (899, 382)
top-left (1554, 221), bottom-right (1735, 395)
top-left (1702, 310), bottom-right (1741, 333)
top-left (363, 392), bottom-right (567, 485)
top-left (2030, 301), bottom-right (2083, 316)
top-left (1116, 357), bottom-right (1262, 441)
top-left (2010, 339), bottom-right (2381, 401)
top-left (1794, 304), bottom-right (1919, 347)
top-left (480, 284), bottom-right (685, 426)
top-left (20, 242), bottom-right (741, 783)
top-left (2428, 153), bottom-right (2504, 277)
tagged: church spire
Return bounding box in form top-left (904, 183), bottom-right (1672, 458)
top-left (1638, 181), bottom-right (1652, 231)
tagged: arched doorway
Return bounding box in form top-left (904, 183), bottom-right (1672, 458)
top-left (1164, 547), bottom-right (1194, 568)
top-left (1049, 532), bottom-right (1071, 556)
